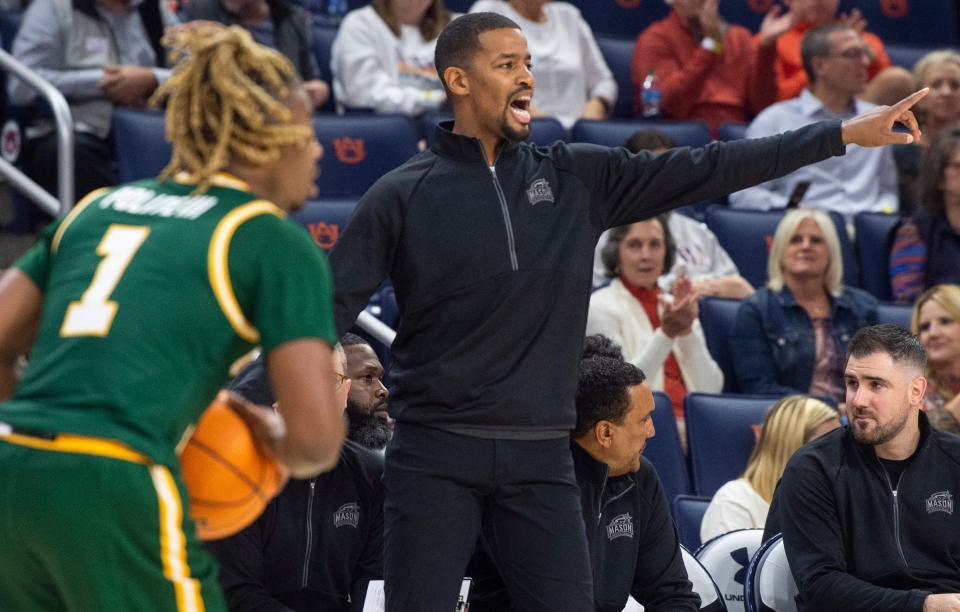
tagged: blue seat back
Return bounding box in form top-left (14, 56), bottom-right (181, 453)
top-left (885, 43), bottom-right (934, 71)
top-left (596, 35), bottom-right (636, 119)
top-left (717, 122), bottom-right (748, 142)
top-left (854, 212), bottom-right (899, 300)
top-left (705, 208), bottom-right (857, 290)
top-left (673, 495), bottom-right (712, 552)
top-left (575, 0), bottom-right (668, 40)
top-left (699, 297), bottom-right (742, 393)
top-left (310, 25), bottom-right (338, 113)
top-left (839, 0), bottom-right (959, 47)
top-left (312, 114), bottom-right (418, 197)
top-left (422, 113), bottom-right (567, 147)
top-left (876, 301), bottom-right (912, 330)
top-left (289, 198), bottom-right (357, 252)
top-left (573, 118), bottom-right (712, 148)
top-left (646, 391), bottom-right (692, 506)
top-left (686, 393), bottom-right (778, 497)
top-left (112, 109), bottom-right (171, 182)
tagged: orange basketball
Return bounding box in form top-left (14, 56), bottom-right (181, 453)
top-left (180, 398), bottom-right (288, 540)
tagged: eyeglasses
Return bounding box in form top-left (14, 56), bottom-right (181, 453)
top-left (825, 48), bottom-right (872, 61)
top-left (333, 371), bottom-right (348, 388)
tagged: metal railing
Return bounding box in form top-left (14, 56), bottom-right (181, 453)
top-left (356, 310), bottom-right (396, 347)
top-left (0, 47), bottom-right (74, 217)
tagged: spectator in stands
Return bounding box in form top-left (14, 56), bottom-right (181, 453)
top-left (468, 341), bottom-right (705, 612)
top-left (729, 24), bottom-right (899, 221)
top-left (893, 50), bottom-right (960, 214)
top-left (911, 284), bottom-right (960, 435)
top-left (469, 0), bottom-right (615, 129)
top-left (700, 395), bottom-right (838, 543)
top-left (631, 0), bottom-right (793, 136)
top-left (208, 342), bottom-right (385, 612)
top-left (588, 215), bottom-right (723, 449)
top-left (890, 128), bottom-right (960, 303)
top-left (592, 130), bottom-right (754, 298)
top-left (330, 0), bottom-right (453, 114)
top-left (771, 324), bottom-right (960, 610)
top-left (731, 209), bottom-right (877, 405)
top-left (183, 0), bottom-right (330, 109)
top-left (774, 0), bottom-right (913, 106)
top-left (8, 0), bottom-right (176, 202)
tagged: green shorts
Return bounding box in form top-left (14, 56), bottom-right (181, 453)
top-left (0, 431), bottom-right (226, 612)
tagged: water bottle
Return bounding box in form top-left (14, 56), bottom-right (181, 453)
top-left (641, 70), bottom-right (661, 118)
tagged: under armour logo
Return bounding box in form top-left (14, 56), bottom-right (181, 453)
top-left (731, 546), bottom-right (750, 585)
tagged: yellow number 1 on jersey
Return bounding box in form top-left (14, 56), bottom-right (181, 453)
top-left (60, 224), bottom-right (151, 337)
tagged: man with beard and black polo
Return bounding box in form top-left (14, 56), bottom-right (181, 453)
top-left (341, 333), bottom-right (391, 451)
top-left (208, 339), bottom-right (387, 611)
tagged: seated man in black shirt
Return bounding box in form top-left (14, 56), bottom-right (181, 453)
top-left (207, 340), bottom-right (387, 611)
top-left (767, 324), bottom-right (960, 612)
top-left (467, 335), bottom-right (705, 612)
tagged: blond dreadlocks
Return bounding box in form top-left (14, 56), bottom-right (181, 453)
top-left (150, 25), bottom-right (315, 192)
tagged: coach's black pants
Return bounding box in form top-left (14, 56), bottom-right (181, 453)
top-left (383, 423), bottom-right (593, 612)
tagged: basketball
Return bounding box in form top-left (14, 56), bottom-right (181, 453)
top-left (180, 394), bottom-right (288, 540)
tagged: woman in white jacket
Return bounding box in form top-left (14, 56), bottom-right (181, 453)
top-left (586, 214), bottom-right (722, 447)
top-left (331, 0), bottom-right (453, 115)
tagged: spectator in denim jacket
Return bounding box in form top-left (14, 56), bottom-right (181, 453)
top-left (731, 209), bottom-right (877, 405)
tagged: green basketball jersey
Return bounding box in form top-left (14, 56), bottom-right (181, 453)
top-left (1, 174), bottom-right (337, 467)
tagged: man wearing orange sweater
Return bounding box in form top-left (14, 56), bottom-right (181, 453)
top-left (631, 0), bottom-right (793, 137)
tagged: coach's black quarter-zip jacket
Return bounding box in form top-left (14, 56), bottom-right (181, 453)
top-left (330, 120), bottom-right (845, 438)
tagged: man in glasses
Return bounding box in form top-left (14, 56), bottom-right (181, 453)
top-left (731, 23), bottom-right (899, 223)
top-left (208, 340), bottom-right (385, 611)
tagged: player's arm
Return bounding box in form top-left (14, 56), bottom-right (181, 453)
top-left (266, 338), bottom-right (344, 477)
top-left (0, 269), bottom-right (42, 400)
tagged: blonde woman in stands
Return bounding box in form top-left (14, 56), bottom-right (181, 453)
top-left (912, 284), bottom-right (960, 435)
top-left (468, 0), bottom-right (616, 129)
top-left (330, 0), bottom-right (454, 114)
top-left (700, 395), bottom-right (839, 542)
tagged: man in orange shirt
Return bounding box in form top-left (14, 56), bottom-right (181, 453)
top-left (775, 0), bottom-right (912, 105)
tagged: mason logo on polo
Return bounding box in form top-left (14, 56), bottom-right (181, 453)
top-left (334, 502), bottom-right (360, 528)
top-left (926, 491), bottom-right (954, 515)
top-left (606, 513), bottom-right (634, 541)
top-left (526, 178), bottom-right (554, 206)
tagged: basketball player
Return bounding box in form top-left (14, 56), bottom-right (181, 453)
top-left (328, 12), bottom-right (927, 612)
top-left (0, 26), bottom-right (344, 611)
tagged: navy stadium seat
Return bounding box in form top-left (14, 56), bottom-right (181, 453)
top-left (574, 0), bottom-right (667, 41)
top-left (310, 25), bottom-right (338, 113)
top-left (685, 393), bottom-right (778, 497)
top-left (885, 43), bottom-right (935, 72)
top-left (573, 118), bottom-right (712, 148)
top-left (876, 302), bottom-right (912, 330)
top-left (705, 208), bottom-right (858, 290)
top-left (289, 198), bottom-right (357, 252)
top-left (596, 35), bottom-right (635, 119)
top-left (717, 122), bottom-right (748, 142)
top-left (673, 494), bottom-right (712, 552)
top-left (312, 114), bottom-right (418, 197)
top-left (646, 391), bottom-right (693, 506)
top-left (422, 112), bottom-right (567, 147)
top-left (111, 109), bottom-right (170, 182)
top-left (717, 0), bottom-right (770, 33)
top-left (699, 297), bottom-right (742, 393)
top-left (854, 211), bottom-right (899, 300)
top-left (744, 533), bottom-right (798, 612)
top-left (839, 0), bottom-right (959, 48)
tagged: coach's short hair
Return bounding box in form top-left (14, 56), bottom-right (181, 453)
top-left (847, 324), bottom-right (927, 373)
top-left (339, 332), bottom-right (370, 348)
top-left (574, 356), bottom-right (646, 437)
top-left (434, 12), bottom-right (520, 94)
